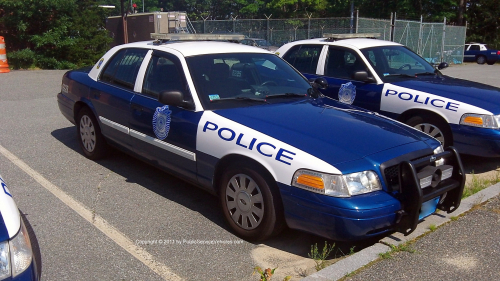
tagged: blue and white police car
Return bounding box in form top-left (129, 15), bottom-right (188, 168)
top-left (276, 34), bottom-right (500, 157)
top-left (0, 175), bottom-right (39, 281)
top-left (57, 33), bottom-right (465, 241)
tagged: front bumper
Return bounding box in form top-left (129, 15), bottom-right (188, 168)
top-left (280, 147), bottom-right (465, 241)
top-left (451, 124), bottom-right (500, 157)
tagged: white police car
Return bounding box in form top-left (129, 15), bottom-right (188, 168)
top-left (276, 34), bottom-right (500, 157)
top-left (57, 33), bottom-right (465, 241)
top-left (0, 175), bottom-right (39, 281)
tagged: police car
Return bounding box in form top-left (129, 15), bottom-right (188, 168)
top-left (0, 174), bottom-right (39, 281)
top-left (57, 33), bottom-right (465, 241)
top-left (276, 34), bottom-right (500, 157)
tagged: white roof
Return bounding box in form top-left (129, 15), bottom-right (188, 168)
top-left (284, 37), bottom-right (402, 50)
top-left (153, 41), bottom-right (272, 57)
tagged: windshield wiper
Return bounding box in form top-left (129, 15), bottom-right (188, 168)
top-left (265, 93), bottom-right (307, 99)
top-left (210, 96), bottom-right (269, 103)
top-left (383, 73), bottom-right (416, 78)
top-left (414, 72), bottom-right (436, 76)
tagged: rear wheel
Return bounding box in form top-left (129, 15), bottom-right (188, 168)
top-left (76, 107), bottom-right (108, 160)
top-left (487, 60), bottom-right (496, 65)
top-left (476, 56), bottom-right (486, 65)
top-left (219, 162), bottom-right (284, 241)
top-left (406, 114), bottom-right (452, 147)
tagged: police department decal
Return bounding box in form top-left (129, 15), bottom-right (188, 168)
top-left (152, 105), bottom-right (172, 140)
top-left (338, 82), bottom-right (356, 105)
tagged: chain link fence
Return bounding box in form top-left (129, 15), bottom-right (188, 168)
top-left (191, 16), bottom-right (466, 64)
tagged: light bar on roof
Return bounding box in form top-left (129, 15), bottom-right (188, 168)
top-left (323, 33), bottom-right (381, 40)
top-left (151, 33), bottom-right (245, 41)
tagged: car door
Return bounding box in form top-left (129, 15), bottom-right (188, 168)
top-left (128, 51), bottom-right (201, 180)
top-left (319, 46), bottom-right (383, 112)
top-left (93, 48), bottom-right (148, 150)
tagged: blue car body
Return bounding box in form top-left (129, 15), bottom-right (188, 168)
top-left (277, 37), bottom-right (500, 157)
top-left (57, 39), bottom-right (465, 241)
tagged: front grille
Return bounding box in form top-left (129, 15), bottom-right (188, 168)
top-left (384, 165), bottom-right (400, 192)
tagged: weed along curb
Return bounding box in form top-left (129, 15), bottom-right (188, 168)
top-left (301, 182), bottom-right (500, 281)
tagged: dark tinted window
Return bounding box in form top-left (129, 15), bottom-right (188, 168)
top-left (142, 54), bottom-right (187, 99)
top-left (100, 48), bottom-right (148, 90)
top-left (282, 44), bottom-right (323, 74)
top-left (470, 45), bottom-right (480, 51)
top-left (325, 47), bottom-right (368, 80)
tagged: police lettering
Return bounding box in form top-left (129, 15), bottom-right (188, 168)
top-left (203, 121), bottom-right (296, 165)
top-left (385, 89), bottom-right (459, 112)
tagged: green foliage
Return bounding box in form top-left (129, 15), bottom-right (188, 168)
top-left (0, 0), bottom-right (112, 69)
top-left (308, 241), bottom-right (335, 272)
top-left (7, 49), bottom-right (36, 69)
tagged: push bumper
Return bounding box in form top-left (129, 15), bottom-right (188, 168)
top-left (280, 147), bottom-right (465, 241)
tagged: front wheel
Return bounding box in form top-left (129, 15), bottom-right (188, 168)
top-left (406, 114), bottom-right (452, 147)
top-left (76, 107), bottom-right (108, 160)
top-left (219, 163), bottom-right (284, 241)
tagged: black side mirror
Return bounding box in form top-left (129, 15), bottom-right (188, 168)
top-left (353, 71), bottom-right (376, 83)
top-left (313, 77), bottom-right (328, 89)
top-left (158, 91), bottom-right (194, 110)
top-left (437, 62), bottom-right (449, 70)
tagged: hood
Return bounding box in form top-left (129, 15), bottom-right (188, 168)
top-left (214, 98), bottom-right (437, 165)
top-left (0, 175), bottom-right (21, 241)
top-left (392, 75), bottom-right (500, 114)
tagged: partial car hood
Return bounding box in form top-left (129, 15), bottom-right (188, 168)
top-left (0, 175), bottom-right (21, 241)
top-left (392, 75), bottom-right (500, 114)
top-left (214, 98), bottom-right (437, 165)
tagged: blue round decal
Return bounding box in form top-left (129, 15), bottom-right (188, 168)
top-left (338, 82), bottom-right (356, 105)
top-left (152, 105), bottom-right (172, 140)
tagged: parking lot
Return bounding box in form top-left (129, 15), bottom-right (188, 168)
top-left (0, 63), bottom-right (499, 280)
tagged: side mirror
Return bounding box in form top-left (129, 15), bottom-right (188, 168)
top-left (353, 71), bottom-right (376, 83)
top-left (158, 90), bottom-right (194, 110)
top-left (313, 77), bottom-right (328, 89)
top-left (437, 62), bottom-right (449, 70)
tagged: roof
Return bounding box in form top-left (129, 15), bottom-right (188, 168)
top-left (283, 37), bottom-right (402, 50)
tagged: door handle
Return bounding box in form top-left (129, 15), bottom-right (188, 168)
top-left (131, 104), bottom-right (143, 114)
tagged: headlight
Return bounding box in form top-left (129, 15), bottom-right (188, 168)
top-left (433, 145), bottom-right (445, 166)
top-left (0, 241), bottom-right (10, 280)
top-left (0, 219), bottom-right (33, 280)
top-left (292, 169), bottom-right (382, 197)
top-left (460, 113), bottom-right (500, 129)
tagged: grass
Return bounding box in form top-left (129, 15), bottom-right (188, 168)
top-left (463, 170), bottom-right (500, 198)
top-left (378, 242), bottom-right (415, 259)
top-left (428, 224), bottom-right (437, 231)
top-left (308, 242), bottom-right (335, 271)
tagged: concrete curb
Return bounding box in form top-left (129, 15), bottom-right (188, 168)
top-left (302, 182), bottom-right (500, 281)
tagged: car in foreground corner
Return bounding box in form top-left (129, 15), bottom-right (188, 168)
top-left (0, 174), bottom-right (39, 281)
top-left (464, 42), bottom-right (500, 65)
top-left (277, 34), bottom-right (500, 157)
top-left (57, 33), bottom-right (465, 241)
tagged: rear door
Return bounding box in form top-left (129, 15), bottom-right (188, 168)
top-left (93, 48), bottom-right (148, 150)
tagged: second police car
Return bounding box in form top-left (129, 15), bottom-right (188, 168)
top-left (57, 33), bottom-right (465, 241)
top-left (1, 174), bottom-right (39, 281)
top-left (276, 34), bottom-right (500, 157)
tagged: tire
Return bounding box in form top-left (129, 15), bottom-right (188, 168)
top-left (406, 114), bottom-right (452, 147)
top-left (487, 60), bottom-right (496, 65)
top-left (476, 56), bottom-right (486, 65)
top-left (76, 107), bottom-right (108, 160)
top-left (219, 162), bottom-right (284, 241)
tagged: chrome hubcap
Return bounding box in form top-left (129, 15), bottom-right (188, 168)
top-left (413, 123), bottom-right (445, 145)
top-left (80, 115), bottom-right (96, 152)
top-left (225, 174), bottom-right (264, 230)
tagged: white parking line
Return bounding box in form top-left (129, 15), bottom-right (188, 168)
top-left (0, 144), bottom-right (184, 281)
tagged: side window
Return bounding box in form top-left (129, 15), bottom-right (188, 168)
top-left (100, 48), bottom-right (148, 90)
top-left (142, 54), bottom-right (187, 99)
top-left (470, 45), bottom-right (480, 51)
top-left (282, 45), bottom-right (322, 74)
top-left (325, 47), bottom-right (368, 80)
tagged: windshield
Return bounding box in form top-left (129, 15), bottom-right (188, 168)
top-left (186, 53), bottom-right (313, 110)
top-left (360, 46), bottom-right (436, 82)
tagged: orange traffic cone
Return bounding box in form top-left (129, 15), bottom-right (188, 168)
top-left (0, 36), bottom-right (10, 73)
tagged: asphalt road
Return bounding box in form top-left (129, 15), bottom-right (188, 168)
top-left (0, 62), bottom-right (499, 281)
